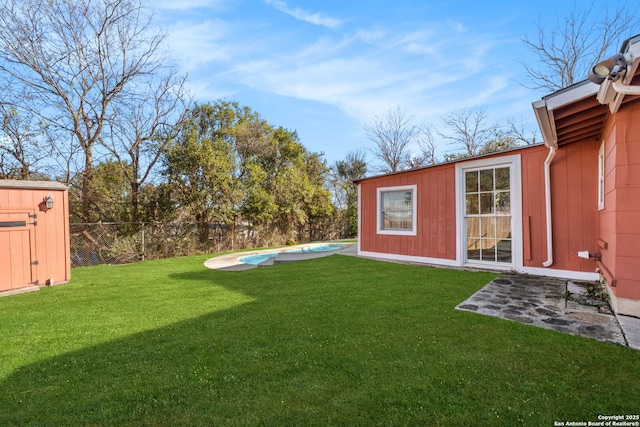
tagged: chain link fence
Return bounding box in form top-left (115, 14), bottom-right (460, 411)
top-left (70, 222), bottom-right (219, 267)
top-left (70, 219), bottom-right (351, 267)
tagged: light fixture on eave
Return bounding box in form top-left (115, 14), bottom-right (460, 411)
top-left (587, 51), bottom-right (640, 111)
top-left (588, 53), bottom-right (630, 84)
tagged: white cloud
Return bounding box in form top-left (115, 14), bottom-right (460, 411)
top-left (265, 0), bottom-right (343, 29)
top-left (165, 5), bottom-right (520, 129)
top-left (165, 19), bottom-right (232, 71)
top-left (447, 20), bottom-right (467, 33)
top-left (354, 29), bottom-right (387, 45)
top-left (183, 79), bottom-right (236, 102)
top-left (405, 42), bottom-right (440, 57)
top-left (227, 46), bottom-right (482, 123)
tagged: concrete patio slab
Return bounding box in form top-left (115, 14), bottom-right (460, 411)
top-left (456, 274), bottom-right (634, 348)
top-left (0, 285), bottom-right (40, 298)
top-left (617, 315), bottom-right (640, 351)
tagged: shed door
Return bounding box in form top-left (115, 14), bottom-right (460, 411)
top-left (0, 211), bottom-right (37, 291)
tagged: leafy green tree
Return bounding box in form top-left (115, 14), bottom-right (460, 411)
top-left (479, 130), bottom-right (519, 155)
top-left (239, 162), bottom-right (277, 227)
top-left (164, 102), bottom-right (241, 244)
top-left (269, 128), bottom-right (309, 237)
top-left (135, 183), bottom-right (179, 224)
top-left (68, 160), bottom-right (132, 223)
top-left (235, 118), bottom-right (280, 233)
top-left (299, 152), bottom-right (334, 241)
top-left (235, 116), bottom-right (334, 243)
top-left (333, 150), bottom-right (367, 237)
top-left (164, 99), bottom-right (336, 248)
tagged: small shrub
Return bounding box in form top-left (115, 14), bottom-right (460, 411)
top-left (589, 280), bottom-right (610, 302)
top-left (105, 234), bottom-right (142, 264)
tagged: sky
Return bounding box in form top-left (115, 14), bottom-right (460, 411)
top-left (150, 0), bottom-right (637, 167)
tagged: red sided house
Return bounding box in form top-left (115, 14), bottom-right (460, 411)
top-left (356, 35), bottom-right (640, 318)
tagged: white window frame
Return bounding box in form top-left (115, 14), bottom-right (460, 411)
top-left (376, 185), bottom-right (417, 236)
top-left (598, 142), bottom-right (605, 211)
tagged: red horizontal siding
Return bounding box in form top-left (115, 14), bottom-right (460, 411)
top-left (599, 104), bottom-right (640, 302)
top-left (359, 143), bottom-right (601, 275)
top-left (359, 165), bottom-right (456, 260)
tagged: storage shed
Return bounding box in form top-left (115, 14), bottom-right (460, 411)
top-left (0, 180), bottom-right (70, 294)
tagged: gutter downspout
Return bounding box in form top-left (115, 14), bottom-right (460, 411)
top-left (542, 146), bottom-right (556, 267)
top-left (533, 99), bottom-right (558, 268)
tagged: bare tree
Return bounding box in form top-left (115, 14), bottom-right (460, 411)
top-left (440, 108), bottom-right (494, 159)
top-left (364, 106), bottom-right (417, 173)
top-left (0, 0), bottom-right (176, 222)
top-left (519, 2), bottom-right (640, 92)
top-left (505, 116), bottom-right (539, 146)
top-left (0, 104), bottom-right (51, 179)
top-left (408, 123), bottom-right (439, 168)
top-left (103, 71), bottom-right (190, 222)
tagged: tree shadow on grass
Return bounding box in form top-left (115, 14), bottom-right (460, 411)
top-left (0, 257), bottom-right (405, 425)
top-left (1, 256), bottom-right (638, 425)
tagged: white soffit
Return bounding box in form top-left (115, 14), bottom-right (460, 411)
top-left (544, 81), bottom-right (599, 111)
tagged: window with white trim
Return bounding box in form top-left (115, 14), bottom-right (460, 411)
top-left (598, 142), bottom-right (605, 210)
top-left (377, 185), bottom-right (417, 235)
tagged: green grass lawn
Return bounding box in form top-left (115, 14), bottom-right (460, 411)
top-left (1, 254), bottom-right (639, 426)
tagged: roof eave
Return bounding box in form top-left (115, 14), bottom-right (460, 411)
top-left (532, 34), bottom-right (640, 148)
top-left (532, 81), bottom-right (600, 149)
top-left (353, 143), bottom-right (544, 184)
top-left (0, 179), bottom-right (68, 191)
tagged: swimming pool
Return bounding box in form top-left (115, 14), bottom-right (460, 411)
top-left (238, 252), bottom-right (278, 265)
top-left (287, 244), bottom-right (343, 253)
top-left (237, 244), bottom-right (344, 266)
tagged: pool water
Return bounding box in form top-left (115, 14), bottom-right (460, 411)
top-left (287, 244), bottom-right (343, 253)
top-left (238, 253), bottom-right (278, 265)
top-left (237, 244), bottom-right (343, 265)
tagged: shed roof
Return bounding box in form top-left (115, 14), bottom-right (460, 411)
top-left (0, 180), bottom-right (68, 190)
